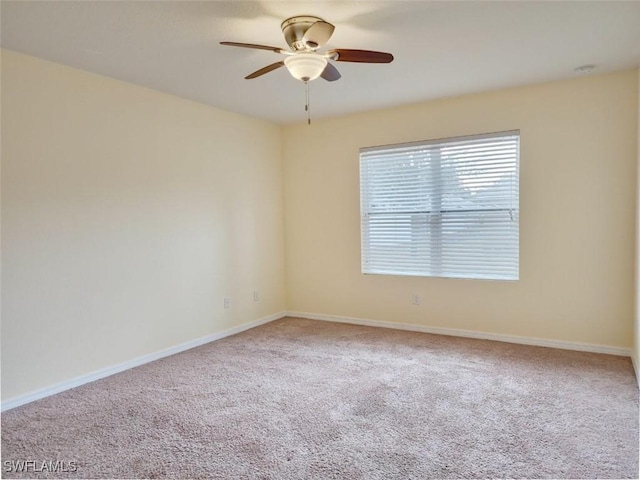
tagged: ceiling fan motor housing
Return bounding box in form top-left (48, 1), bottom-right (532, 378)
top-left (281, 16), bottom-right (325, 51)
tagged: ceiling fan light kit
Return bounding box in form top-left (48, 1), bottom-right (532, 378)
top-left (221, 15), bottom-right (394, 123)
top-left (284, 54), bottom-right (327, 82)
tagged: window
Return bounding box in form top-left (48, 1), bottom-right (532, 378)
top-left (360, 131), bottom-right (519, 280)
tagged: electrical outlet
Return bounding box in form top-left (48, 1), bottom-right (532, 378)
top-left (412, 294), bottom-right (420, 305)
top-left (224, 298), bottom-right (230, 309)
top-left (253, 290), bottom-right (259, 302)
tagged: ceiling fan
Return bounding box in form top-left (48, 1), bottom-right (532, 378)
top-left (220, 15), bottom-right (394, 84)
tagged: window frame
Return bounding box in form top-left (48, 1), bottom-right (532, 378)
top-left (359, 130), bottom-right (520, 281)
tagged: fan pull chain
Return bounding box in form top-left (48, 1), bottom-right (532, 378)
top-left (304, 80), bottom-right (311, 125)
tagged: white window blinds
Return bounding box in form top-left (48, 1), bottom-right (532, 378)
top-left (360, 131), bottom-right (519, 280)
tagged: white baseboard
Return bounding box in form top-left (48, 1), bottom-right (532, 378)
top-left (4, 310), bottom-right (633, 411)
top-left (1, 311), bottom-right (287, 412)
top-left (287, 311), bottom-right (633, 357)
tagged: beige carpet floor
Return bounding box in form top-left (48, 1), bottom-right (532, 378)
top-left (2, 317), bottom-right (638, 479)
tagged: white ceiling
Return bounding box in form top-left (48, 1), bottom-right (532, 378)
top-left (2, 1), bottom-right (640, 125)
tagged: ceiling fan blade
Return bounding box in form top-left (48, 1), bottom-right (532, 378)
top-left (328, 49), bottom-right (394, 63)
top-left (302, 20), bottom-right (335, 49)
top-left (220, 42), bottom-right (285, 54)
top-left (245, 61), bottom-right (285, 79)
top-left (321, 63), bottom-right (341, 82)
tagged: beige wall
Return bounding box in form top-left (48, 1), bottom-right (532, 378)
top-left (1, 50), bottom-right (286, 401)
top-left (635, 68), bottom-right (640, 377)
top-left (283, 70), bottom-right (638, 349)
